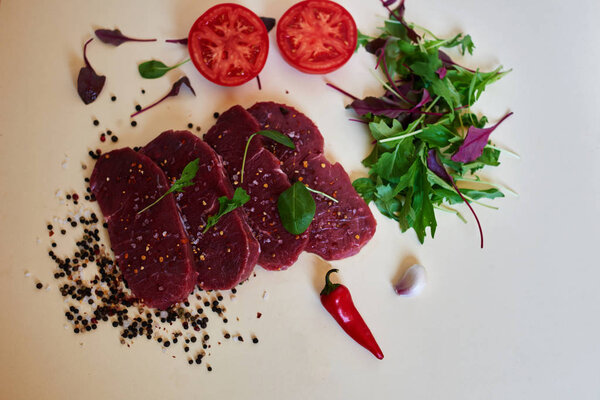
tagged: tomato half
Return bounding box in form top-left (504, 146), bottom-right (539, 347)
top-left (188, 3), bottom-right (269, 86)
top-left (276, 0), bottom-right (357, 74)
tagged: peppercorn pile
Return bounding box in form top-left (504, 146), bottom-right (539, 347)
top-left (39, 159), bottom-right (260, 371)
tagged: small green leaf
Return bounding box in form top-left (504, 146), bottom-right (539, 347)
top-left (203, 188), bottom-right (250, 233)
top-left (277, 182), bottom-right (316, 235)
top-left (137, 158), bottom-right (199, 214)
top-left (257, 130), bottom-right (295, 149)
top-left (138, 58), bottom-right (190, 79)
top-left (241, 130), bottom-right (295, 183)
top-left (356, 29), bottom-right (373, 52)
top-left (352, 178), bottom-right (377, 203)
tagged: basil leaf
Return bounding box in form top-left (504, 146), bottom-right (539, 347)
top-left (203, 188), bottom-right (250, 233)
top-left (138, 58), bottom-right (190, 79)
top-left (277, 182), bottom-right (316, 235)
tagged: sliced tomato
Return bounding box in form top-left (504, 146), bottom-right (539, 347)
top-left (277, 0), bottom-right (357, 74)
top-left (188, 4), bottom-right (269, 86)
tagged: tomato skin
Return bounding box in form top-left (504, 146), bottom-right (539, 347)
top-left (277, 0), bottom-right (357, 74)
top-left (188, 3), bottom-right (269, 87)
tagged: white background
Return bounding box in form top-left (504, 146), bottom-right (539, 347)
top-left (0, 0), bottom-right (599, 399)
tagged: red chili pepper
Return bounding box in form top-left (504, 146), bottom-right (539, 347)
top-left (320, 269), bottom-right (384, 360)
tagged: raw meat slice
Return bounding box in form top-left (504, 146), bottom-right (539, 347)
top-left (247, 101), bottom-right (324, 169)
top-left (141, 130), bottom-right (260, 290)
top-left (204, 105), bottom-right (308, 270)
top-left (248, 101), bottom-right (377, 260)
top-left (90, 148), bottom-right (197, 309)
top-left (286, 154), bottom-right (377, 260)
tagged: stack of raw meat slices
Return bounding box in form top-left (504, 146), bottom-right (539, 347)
top-left (90, 103), bottom-right (376, 309)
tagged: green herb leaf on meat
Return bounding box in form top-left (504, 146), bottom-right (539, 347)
top-left (138, 158), bottom-right (199, 214)
top-left (203, 187), bottom-right (250, 233)
top-left (240, 130), bottom-right (295, 183)
top-left (277, 182), bottom-right (316, 235)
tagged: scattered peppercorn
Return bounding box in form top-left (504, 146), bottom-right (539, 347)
top-left (213, 112), bottom-right (220, 119)
top-left (36, 282), bottom-right (43, 289)
top-left (252, 337), bottom-right (259, 344)
top-left (141, 89), bottom-right (146, 94)
top-left (111, 136), bottom-right (118, 143)
top-left (187, 123), bottom-right (193, 129)
top-left (111, 95), bottom-right (117, 101)
top-left (93, 119), bottom-right (99, 126)
top-left (135, 105), bottom-right (142, 112)
top-left (131, 121), bottom-right (137, 127)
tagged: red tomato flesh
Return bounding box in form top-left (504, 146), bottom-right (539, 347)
top-left (277, 0), bottom-right (357, 74)
top-left (188, 3), bottom-right (269, 86)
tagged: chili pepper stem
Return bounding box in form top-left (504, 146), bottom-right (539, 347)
top-left (320, 269), bottom-right (341, 296)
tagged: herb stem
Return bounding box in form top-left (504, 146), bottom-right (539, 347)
top-left (131, 92), bottom-right (170, 118)
top-left (326, 83), bottom-right (359, 100)
top-left (410, 23), bottom-right (441, 40)
top-left (454, 177), bottom-right (519, 197)
top-left (434, 204), bottom-right (467, 223)
top-left (305, 185), bottom-right (339, 203)
top-left (138, 193), bottom-right (167, 215)
top-left (485, 144), bottom-right (521, 159)
top-left (240, 133), bottom-right (258, 184)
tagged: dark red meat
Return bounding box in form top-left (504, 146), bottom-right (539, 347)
top-left (248, 101), bottom-right (377, 260)
top-left (204, 105), bottom-right (309, 270)
top-left (141, 130), bottom-right (260, 290)
top-left (287, 154), bottom-right (377, 260)
top-left (90, 148), bottom-right (197, 309)
top-left (247, 101), bottom-right (324, 170)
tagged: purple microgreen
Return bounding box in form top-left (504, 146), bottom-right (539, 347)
top-left (94, 29), bottom-right (156, 46)
top-left (256, 74), bottom-right (262, 90)
top-left (427, 149), bottom-right (484, 248)
top-left (382, 0), bottom-right (397, 6)
top-left (409, 89), bottom-right (431, 111)
top-left (77, 38), bottom-right (106, 105)
top-left (130, 76), bottom-right (195, 118)
top-left (325, 82), bottom-right (359, 100)
top-left (451, 112), bottom-right (513, 163)
top-left (438, 50), bottom-right (476, 73)
top-left (349, 118), bottom-right (369, 125)
top-left (436, 66), bottom-right (447, 79)
top-left (365, 38), bottom-right (387, 55)
top-left (165, 38), bottom-right (188, 45)
top-left (260, 17), bottom-right (276, 33)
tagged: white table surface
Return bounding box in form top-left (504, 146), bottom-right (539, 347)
top-left (1, 0), bottom-right (599, 399)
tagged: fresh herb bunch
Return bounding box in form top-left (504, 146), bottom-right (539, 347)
top-left (337, 0), bottom-right (514, 246)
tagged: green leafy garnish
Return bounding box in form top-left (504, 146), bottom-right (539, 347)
top-left (338, 3), bottom-right (515, 244)
top-left (277, 182), bottom-right (316, 235)
top-left (138, 58), bottom-right (190, 79)
top-left (137, 158), bottom-right (199, 214)
top-left (240, 130), bottom-right (295, 183)
top-left (203, 187), bottom-right (250, 233)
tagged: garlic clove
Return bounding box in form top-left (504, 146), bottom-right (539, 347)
top-left (394, 264), bottom-right (426, 297)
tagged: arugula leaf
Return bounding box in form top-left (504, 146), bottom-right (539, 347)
top-left (138, 158), bottom-right (199, 214)
top-left (240, 130), bottom-right (295, 183)
top-left (370, 140), bottom-right (415, 183)
top-left (277, 182), bottom-right (316, 235)
top-left (203, 188), bottom-right (250, 233)
top-left (356, 30), bottom-right (373, 52)
top-left (352, 178), bottom-right (377, 203)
